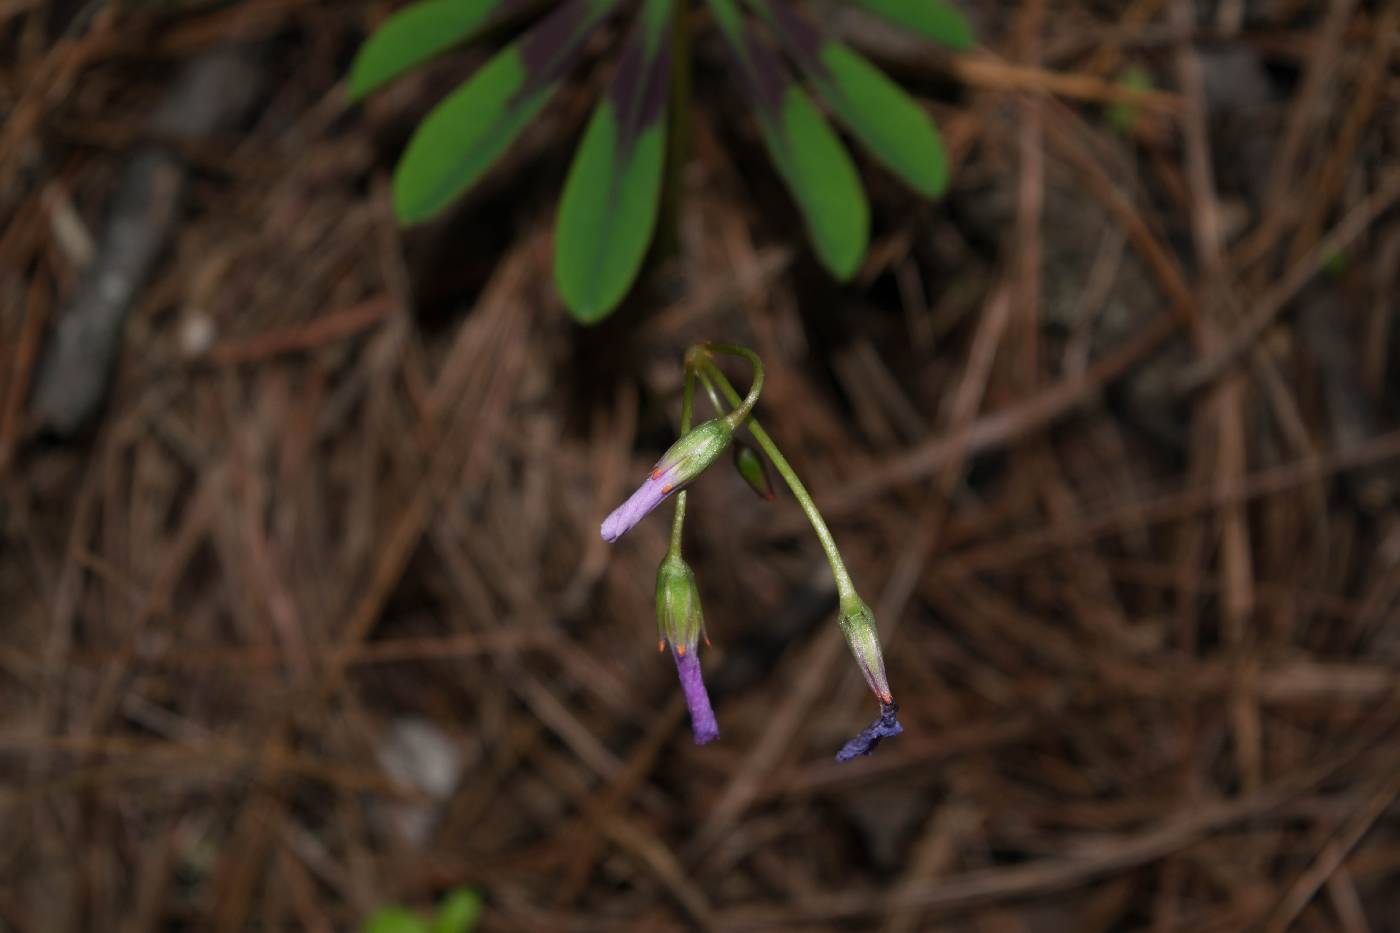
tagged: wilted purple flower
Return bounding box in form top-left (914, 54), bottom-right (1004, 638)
top-left (656, 553), bottom-right (719, 744)
top-left (601, 419), bottom-right (733, 542)
top-left (673, 650), bottom-right (720, 745)
top-left (835, 702), bottom-right (903, 761)
top-left (832, 597), bottom-right (903, 760)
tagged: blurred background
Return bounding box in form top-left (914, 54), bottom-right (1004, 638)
top-left (3, 1), bottom-right (1400, 929)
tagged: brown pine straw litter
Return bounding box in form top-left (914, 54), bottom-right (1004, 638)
top-left (3, 1), bottom-right (1400, 929)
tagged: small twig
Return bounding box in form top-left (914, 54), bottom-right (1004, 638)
top-left (949, 54), bottom-right (1184, 112)
top-left (30, 46), bottom-right (265, 434)
top-left (1264, 764), bottom-right (1400, 933)
top-left (1174, 171), bottom-right (1400, 396)
top-left (204, 295), bottom-right (395, 364)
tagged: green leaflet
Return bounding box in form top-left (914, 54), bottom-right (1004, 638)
top-left (705, 0), bottom-right (868, 279)
top-left (706, 0), bottom-right (746, 35)
top-left (848, 0), bottom-right (973, 50)
top-left (770, 88), bottom-right (868, 278)
top-left (818, 44), bottom-right (947, 197)
top-left (391, 0), bottom-right (618, 223)
top-left (350, 0), bottom-right (530, 100)
top-left (392, 49), bottom-right (538, 222)
top-left (637, 0), bottom-right (674, 52)
top-left (363, 0), bottom-right (965, 301)
top-left (554, 107), bottom-right (668, 320)
top-left (750, 0), bottom-right (948, 199)
top-left (554, 0), bottom-right (674, 321)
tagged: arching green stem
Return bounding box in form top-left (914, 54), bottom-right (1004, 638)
top-left (693, 353), bottom-right (856, 602)
top-left (692, 342), bottom-right (763, 429)
top-left (695, 363), bottom-right (726, 414)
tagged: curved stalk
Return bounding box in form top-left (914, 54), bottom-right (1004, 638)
top-left (694, 355), bottom-right (855, 602)
top-left (691, 342), bottom-right (764, 428)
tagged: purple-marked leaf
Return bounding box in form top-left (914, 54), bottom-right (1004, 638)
top-left (349, 0), bottom-right (548, 100)
top-left (750, 0), bottom-right (948, 196)
top-left (849, 0), bottom-right (973, 50)
top-left (554, 0), bottom-right (674, 321)
top-left (706, 0), bottom-right (868, 278)
top-left (392, 0), bottom-right (620, 223)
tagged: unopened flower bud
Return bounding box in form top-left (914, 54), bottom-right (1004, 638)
top-left (837, 595), bottom-right (892, 704)
top-left (732, 440), bottom-right (776, 501)
top-left (601, 419), bottom-right (733, 542)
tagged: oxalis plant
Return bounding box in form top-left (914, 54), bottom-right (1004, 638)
top-left (601, 343), bottom-right (902, 760)
top-left (350, 0), bottom-right (972, 322)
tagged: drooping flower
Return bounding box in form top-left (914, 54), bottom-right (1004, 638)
top-left (656, 553), bottom-right (719, 744)
top-left (835, 701), bottom-right (903, 761)
top-left (832, 596), bottom-right (905, 759)
top-left (595, 341), bottom-right (904, 762)
top-left (601, 419), bottom-right (733, 542)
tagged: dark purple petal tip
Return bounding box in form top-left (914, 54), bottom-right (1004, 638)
top-left (673, 650), bottom-right (719, 745)
top-left (835, 701), bottom-right (902, 762)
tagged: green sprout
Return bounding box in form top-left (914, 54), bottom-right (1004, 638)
top-left (364, 888), bottom-right (482, 933)
top-left (1107, 64), bottom-right (1153, 136)
top-left (1322, 247), bottom-right (1349, 279)
top-left (350, 0), bottom-right (973, 322)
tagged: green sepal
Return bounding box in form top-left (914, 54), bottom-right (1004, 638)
top-left (654, 418), bottom-right (734, 488)
top-left (837, 594), bottom-right (891, 703)
top-left (656, 553), bottom-right (704, 653)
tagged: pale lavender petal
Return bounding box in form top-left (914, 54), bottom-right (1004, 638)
top-left (673, 650), bottom-right (719, 745)
top-left (835, 701), bottom-right (902, 762)
top-left (601, 476), bottom-right (672, 542)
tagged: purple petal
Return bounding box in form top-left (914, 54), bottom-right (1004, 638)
top-left (835, 701), bottom-right (902, 762)
top-left (673, 650), bottom-right (719, 745)
top-left (601, 476), bottom-right (673, 542)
